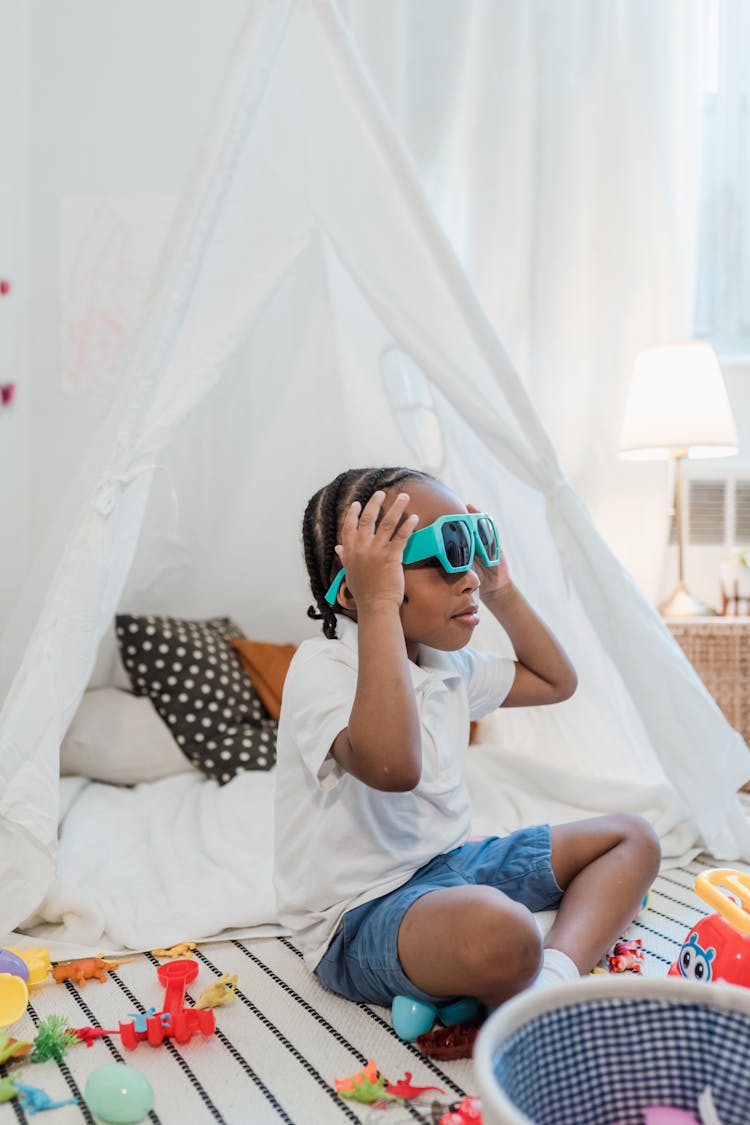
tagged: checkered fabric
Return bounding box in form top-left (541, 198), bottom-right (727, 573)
top-left (494, 994), bottom-right (750, 1125)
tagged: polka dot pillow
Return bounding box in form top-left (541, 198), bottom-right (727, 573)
top-left (115, 614), bottom-right (276, 783)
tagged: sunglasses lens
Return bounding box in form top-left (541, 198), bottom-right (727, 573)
top-left (441, 521), bottom-right (473, 569)
top-left (477, 517), bottom-right (499, 562)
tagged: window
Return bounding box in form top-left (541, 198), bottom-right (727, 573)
top-left (694, 0), bottom-right (750, 354)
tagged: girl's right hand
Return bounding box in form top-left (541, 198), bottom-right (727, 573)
top-left (335, 491), bottom-right (419, 611)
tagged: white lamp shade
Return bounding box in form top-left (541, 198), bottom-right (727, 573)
top-left (619, 341), bottom-right (738, 460)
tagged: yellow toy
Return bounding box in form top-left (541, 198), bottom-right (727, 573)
top-left (196, 973), bottom-right (238, 1009)
top-left (151, 941), bottom-right (196, 959)
top-left (5, 947), bottom-right (51, 988)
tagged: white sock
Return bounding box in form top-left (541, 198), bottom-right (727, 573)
top-left (528, 948), bottom-right (580, 992)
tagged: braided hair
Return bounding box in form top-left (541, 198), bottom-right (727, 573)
top-left (302, 466), bottom-right (431, 639)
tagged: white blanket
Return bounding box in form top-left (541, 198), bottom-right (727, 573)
top-left (15, 771), bottom-right (284, 956)
top-left (12, 723), bottom-right (712, 956)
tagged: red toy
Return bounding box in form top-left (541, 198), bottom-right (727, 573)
top-left (439, 1095), bottom-right (483, 1124)
top-left (383, 1072), bottom-right (444, 1099)
top-left (69, 1026), bottom-right (120, 1048)
top-left (669, 868), bottom-right (750, 986)
top-left (119, 960), bottom-right (215, 1048)
top-left (607, 938), bottom-right (644, 974)
top-left (416, 1019), bottom-right (482, 1060)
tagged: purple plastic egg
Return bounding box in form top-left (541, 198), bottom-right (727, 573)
top-left (0, 950), bottom-right (29, 983)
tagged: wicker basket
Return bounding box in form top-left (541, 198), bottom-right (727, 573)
top-left (474, 976), bottom-right (750, 1125)
top-left (667, 618), bottom-right (750, 786)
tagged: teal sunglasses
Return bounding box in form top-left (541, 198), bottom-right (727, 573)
top-left (324, 512), bottom-right (501, 606)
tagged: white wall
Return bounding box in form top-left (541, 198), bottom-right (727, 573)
top-left (676, 359), bottom-right (750, 611)
top-left (0, 0), bottom-right (29, 627)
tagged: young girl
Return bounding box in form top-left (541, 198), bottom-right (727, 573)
top-left (273, 466), bottom-right (660, 1016)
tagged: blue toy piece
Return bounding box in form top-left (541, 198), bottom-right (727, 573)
top-left (391, 994), bottom-right (482, 1041)
top-left (14, 1082), bottom-right (78, 1115)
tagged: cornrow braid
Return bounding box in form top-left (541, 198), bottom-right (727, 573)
top-left (302, 466), bottom-right (432, 638)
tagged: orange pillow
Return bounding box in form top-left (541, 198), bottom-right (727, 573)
top-left (230, 638), bottom-right (296, 721)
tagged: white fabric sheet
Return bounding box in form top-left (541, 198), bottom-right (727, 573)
top-left (13, 773), bottom-right (282, 955)
top-left (10, 710), bottom-right (725, 955)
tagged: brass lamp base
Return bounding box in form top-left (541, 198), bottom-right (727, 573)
top-left (659, 581), bottom-right (717, 618)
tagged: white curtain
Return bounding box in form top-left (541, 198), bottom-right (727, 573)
top-left (339, 0), bottom-right (708, 600)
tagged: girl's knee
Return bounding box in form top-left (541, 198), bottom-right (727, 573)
top-left (620, 812), bottom-right (660, 851)
top-left (464, 901), bottom-right (543, 991)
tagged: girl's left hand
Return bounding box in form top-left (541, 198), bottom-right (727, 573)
top-left (466, 503), bottom-right (512, 599)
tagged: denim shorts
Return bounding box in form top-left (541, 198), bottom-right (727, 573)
top-left (314, 825), bottom-right (563, 1008)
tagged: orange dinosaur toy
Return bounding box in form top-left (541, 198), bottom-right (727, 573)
top-left (51, 956), bottom-right (134, 986)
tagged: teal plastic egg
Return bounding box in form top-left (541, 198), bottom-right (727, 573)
top-left (85, 1063), bottom-right (154, 1124)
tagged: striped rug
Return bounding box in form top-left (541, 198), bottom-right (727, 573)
top-left (2, 854), bottom-right (748, 1124)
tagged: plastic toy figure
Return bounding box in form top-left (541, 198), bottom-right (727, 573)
top-left (439, 1096), bottom-right (484, 1124)
top-left (14, 1082), bottom-right (78, 1115)
top-left (606, 938), bottom-right (644, 974)
top-left (415, 1020), bottom-right (482, 1060)
top-left (334, 1059), bottom-right (392, 1104)
top-left (0, 1076), bottom-right (19, 1104)
top-left (151, 941), bottom-right (196, 959)
top-left (196, 972), bottom-right (238, 1009)
top-left (0, 1030), bottom-right (32, 1063)
top-left (29, 1015), bottom-right (80, 1063)
top-left (383, 1072), bottom-right (445, 1099)
top-left (119, 960), bottom-right (215, 1049)
top-left (69, 1025), bottom-right (120, 1048)
top-left (669, 868), bottom-right (750, 987)
top-left (51, 954), bottom-right (134, 986)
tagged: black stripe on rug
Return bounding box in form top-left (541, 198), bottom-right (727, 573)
top-left (188, 948), bottom-right (364, 1124)
top-left (107, 972), bottom-right (226, 1123)
top-left (205, 945), bottom-right (435, 1125)
top-left (274, 937), bottom-right (470, 1098)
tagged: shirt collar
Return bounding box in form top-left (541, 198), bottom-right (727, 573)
top-left (334, 615), bottom-right (461, 688)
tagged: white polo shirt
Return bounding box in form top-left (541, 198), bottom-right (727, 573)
top-left (272, 617), bottom-right (516, 969)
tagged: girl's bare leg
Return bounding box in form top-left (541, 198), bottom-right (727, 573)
top-left (546, 812), bottom-right (661, 973)
top-left (396, 814), bottom-right (660, 1005)
top-left (397, 885), bottom-right (543, 1008)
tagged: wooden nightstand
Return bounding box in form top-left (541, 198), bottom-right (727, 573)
top-left (666, 617), bottom-right (750, 787)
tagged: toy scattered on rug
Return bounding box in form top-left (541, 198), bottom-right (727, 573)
top-left (14, 1081), bottom-right (78, 1115)
top-left (0, 1029), bottom-right (33, 1062)
top-left (361, 1095), bottom-right (483, 1125)
top-left (150, 941), bottom-right (196, 959)
top-left (416, 1019), bottom-right (483, 1060)
top-left (391, 994), bottom-right (482, 1041)
top-left (607, 938), bottom-right (644, 974)
top-left (669, 868), bottom-right (750, 987)
top-left (30, 1015), bottom-right (80, 1064)
top-left (51, 954), bottom-right (135, 986)
top-left (334, 1059), bottom-right (445, 1106)
top-left (0, 1074), bottom-right (21, 1103)
top-left (68, 1024), bottom-right (120, 1048)
top-left (85, 1062), bottom-right (154, 1124)
top-left (196, 972), bottom-right (238, 1009)
top-left (438, 1096), bottom-right (483, 1124)
top-left (119, 959), bottom-right (215, 1048)
top-left (2, 946), bottom-right (52, 987)
top-left (0, 946), bottom-right (33, 1027)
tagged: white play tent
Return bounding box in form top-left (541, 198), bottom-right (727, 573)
top-left (2, 0), bottom-right (750, 944)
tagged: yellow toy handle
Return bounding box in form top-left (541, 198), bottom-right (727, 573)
top-left (694, 868), bottom-right (750, 935)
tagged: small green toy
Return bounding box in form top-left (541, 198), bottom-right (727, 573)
top-left (30, 1015), bottom-right (80, 1064)
top-left (0, 1029), bottom-right (32, 1064)
top-left (0, 1074), bottom-right (20, 1103)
